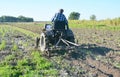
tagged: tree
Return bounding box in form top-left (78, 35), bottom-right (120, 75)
top-left (90, 15), bottom-right (96, 20)
top-left (68, 12), bottom-right (80, 20)
top-left (0, 16), bottom-right (18, 22)
top-left (18, 16), bottom-right (34, 22)
top-left (18, 16), bottom-right (26, 22)
top-left (0, 15), bottom-right (34, 22)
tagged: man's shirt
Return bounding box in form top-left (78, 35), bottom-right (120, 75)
top-left (52, 13), bottom-right (68, 25)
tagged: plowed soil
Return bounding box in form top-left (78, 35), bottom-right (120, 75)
top-left (3, 24), bottom-right (120, 77)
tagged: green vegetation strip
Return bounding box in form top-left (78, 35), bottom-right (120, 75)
top-left (10, 25), bottom-right (39, 38)
top-left (69, 20), bottom-right (120, 31)
top-left (0, 25), bottom-right (39, 38)
top-left (0, 51), bottom-right (58, 77)
top-left (0, 25), bottom-right (58, 76)
top-left (0, 40), bottom-right (6, 50)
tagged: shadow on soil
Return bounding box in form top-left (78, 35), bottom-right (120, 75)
top-left (52, 44), bottom-right (114, 60)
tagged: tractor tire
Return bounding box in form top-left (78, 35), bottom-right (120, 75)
top-left (40, 33), bottom-right (49, 52)
top-left (67, 29), bottom-right (75, 43)
top-left (69, 36), bottom-right (75, 43)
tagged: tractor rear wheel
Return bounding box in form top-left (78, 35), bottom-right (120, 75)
top-left (68, 36), bottom-right (75, 43)
top-left (40, 33), bottom-right (49, 52)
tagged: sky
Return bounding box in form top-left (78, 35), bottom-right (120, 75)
top-left (0, 0), bottom-right (120, 21)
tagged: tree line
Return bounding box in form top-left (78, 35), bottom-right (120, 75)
top-left (68, 12), bottom-right (80, 20)
top-left (68, 12), bottom-right (96, 20)
top-left (68, 12), bottom-right (120, 26)
top-left (0, 16), bottom-right (34, 22)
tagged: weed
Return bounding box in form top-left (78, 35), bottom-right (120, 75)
top-left (95, 39), bottom-right (102, 44)
top-left (0, 40), bottom-right (6, 50)
top-left (11, 43), bottom-right (18, 51)
top-left (23, 43), bottom-right (28, 47)
top-left (114, 62), bottom-right (120, 69)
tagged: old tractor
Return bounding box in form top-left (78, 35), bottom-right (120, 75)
top-left (36, 21), bottom-right (79, 56)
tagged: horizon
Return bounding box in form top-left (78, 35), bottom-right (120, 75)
top-left (0, 0), bottom-right (120, 21)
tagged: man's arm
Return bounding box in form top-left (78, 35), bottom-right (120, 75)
top-left (64, 15), bottom-right (68, 24)
top-left (64, 15), bottom-right (69, 29)
top-left (66, 23), bottom-right (69, 30)
top-left (51, 16), bottom-right (54, 22)
top-left (51, 13), bottom-right (57, 22)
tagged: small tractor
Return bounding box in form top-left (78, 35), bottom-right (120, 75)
top-left (36, 21), bottom-right (79, 56)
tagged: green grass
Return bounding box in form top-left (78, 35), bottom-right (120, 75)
top-left (11, 43), bottom-right (18, 51)
top-left (0, 25), bottom-right (39, 39)
top-left (0, 25), bottom-right (58, 76)
top-left (1, 21), bottom-right (120, 32)
top-left (0, 40), bottom-right (6, 50)
top-left (68, 20), bottom-right (120, 31)
top-left (11, 26), bottom-right (39, 38)
top-left (0, 26), bottom-right (7, 38)
top-left (0, 51), bottom-right (58, 77)
top-left (114, 62), bottom-right (120, 69)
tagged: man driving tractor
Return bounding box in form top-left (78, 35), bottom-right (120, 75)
top-left (35, 9), bottom-right (69, 48)
top-left (51, 9), bottom-right (69, 30)
top-left (35, 9), bottom-right (75, 51)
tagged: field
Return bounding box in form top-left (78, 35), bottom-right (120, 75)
top-left (0, 21), bottom-right (120, 77)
